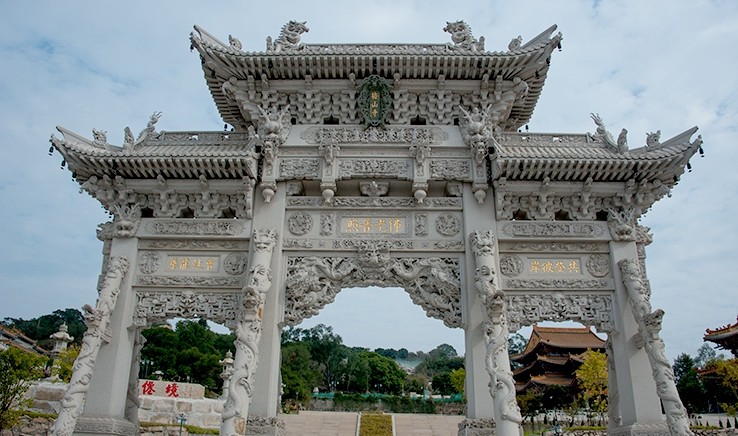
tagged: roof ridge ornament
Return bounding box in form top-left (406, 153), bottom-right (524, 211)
top-left (590, 113), bottom-right (628, 153)
top-left (443, 20), bottom-right (485, 52)
top-left (266, 21), bottom-right (309, 52)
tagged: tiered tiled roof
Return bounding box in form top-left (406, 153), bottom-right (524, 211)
top-left (0, 325), bottom-right (48, 356)
top-left (704, 317), bottom-right (738, 357)
top-left (190, 23), bottom-right (562, 132)
top-left (512, 325), bottom-right (605, 394)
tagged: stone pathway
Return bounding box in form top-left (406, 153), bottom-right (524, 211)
top-left (281, 411), bottom-right (359, 436)
top-left (281, 411), bottom-right (464, 436)
top-left (393, 413), bottom-right (464, 436)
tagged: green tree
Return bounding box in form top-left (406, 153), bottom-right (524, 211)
top-left (575, 350), bottom-right (608, 416)
top-left (701, 358), bottom-right (738, 412)
top-left (360, 351), bottom-right (406, 394)
top-left (695, 343), bottom-right (720, 368)
top-left (450, 368), bottom-right (465, 395)
top-left (140, 320), bottom-right (234, 395)
top-left (0, 348), bottom-right (46, 431)
top-left (432, 372), bottom-right (454, 396)
top-left (55, 345), bottom-right (80, 383)
top-left (517, 388), bottom-right (544, 424)
top-left (508, 333), bottom-right (527, 355)
top-left (281, 342), bottom-right (320, 403)
top-left (673, 353), bottom-right (706, 413)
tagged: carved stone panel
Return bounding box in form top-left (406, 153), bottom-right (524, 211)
top-left (506, 292), bottom-right (615, 332)
top-left (338, 159), bottom-right (410, 179)
top-left (279, 159), bottom-right (320, 179)
top-left (284, 255), bottom-right (462, 328)
top-left (137, 252), bottom-right (161, 275)
top-left (499, 255), bottom-right (523, 277)
top-left (500, 222), bottom-right (608, 239)
top-left (435, 213), bottom-right (461, 237)
top-left (287, 211), bottom-right (313, 235)
top-left (133, 290), bottom-right (241, 328)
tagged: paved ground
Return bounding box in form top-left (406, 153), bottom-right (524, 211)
top-left (393, 413), bottom-right (464, 436)
top-left (281, 411), bottom-right (464, 436)
top-left (281, 411), bottom-right (358, 436)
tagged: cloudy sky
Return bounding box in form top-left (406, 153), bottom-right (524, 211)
top-left (1, 1), bottom-right (736, 362)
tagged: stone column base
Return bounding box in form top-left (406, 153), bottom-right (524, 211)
top-left (609, 422), bottom-right (670, 436)
top-left (457, 418), bottom-right (496, 436)
top-left (73, 415), bottom-right (136, 436)
top-left (245, 416), bottom-right (285, 436)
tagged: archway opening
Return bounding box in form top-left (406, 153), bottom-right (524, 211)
top-left (282, 286), bottom-right (465, 409)
top-left (138, 318), bottom-right (235, 398)
top-left (511, 320), bottom-right (607, 428)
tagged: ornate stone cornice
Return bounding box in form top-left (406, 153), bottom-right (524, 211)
top-left (505, 292), bottom-right (615, 332)
top-left (133, 290), bottom-right (241, 328)
top-left (284, 254), bottom-right (461, 327)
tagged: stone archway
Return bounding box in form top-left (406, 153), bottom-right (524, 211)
top-left (48, 20), bottom-right (701, 436)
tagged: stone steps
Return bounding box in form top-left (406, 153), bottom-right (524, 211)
top-left (280, 411), bottom-right (465, 436)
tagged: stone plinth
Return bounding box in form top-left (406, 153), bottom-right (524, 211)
top-left (458, 418), bottom-right (496, 436)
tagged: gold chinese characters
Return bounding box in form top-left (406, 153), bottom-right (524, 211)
top-left (167, 257), bottom-right (218, 272)
top-left (341, 217), bottom-right (404, 234)
top-left (529, 259), bottom-right (580, 274)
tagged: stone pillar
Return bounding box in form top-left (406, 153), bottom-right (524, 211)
top-left (53, 232), bottom-right (137, 436)
top-left (221, 228), bottom-right (279, 436)
top-left (459, 183), bottom-right (494, 422)
top-left (618, 258), bottom-right (693, 436)
top-left (605, 337), bottom-right (622, 433)
top-left (468, 230), bottom-right (522, 436)
top-left (250, 183), bottom-right (288, 424)
top-left (608, 240), bottom-right (668, 435)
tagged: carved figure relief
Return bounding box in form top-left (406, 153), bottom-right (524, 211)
top-left (415, 214), bottom-right (428, 236)
top-left (287, 211), bottom-right (313, 235)
top-left (586, 254), bottom-right (610, 277)
top-left (435, 213), bottom-right (461, 237)
top-left (223, 253), bottom-right (248, 276)
top-left (137, 252), bottom-right (161, 275)
top-left (499, 255), bottom-right (523, 277)
top-left (320, 213), bottom-right (334, 236)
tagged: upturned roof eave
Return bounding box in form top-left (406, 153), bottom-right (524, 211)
top-left (50, 127), bottom-right (259, 180)
top-left (493, 128), bottom-right (702, 183)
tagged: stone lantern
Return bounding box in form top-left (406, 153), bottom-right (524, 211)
top-left (219, 350), bottom-right (234, 399)
top-left (50, 323), bottom-right (73, 356)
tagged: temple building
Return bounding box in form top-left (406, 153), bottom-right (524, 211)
top-left (512, 325), bottom-right (605, 394)
top-left (704, 317), bottom-right (738, 357)
top-left (0, 325), bottom-right (48, 356)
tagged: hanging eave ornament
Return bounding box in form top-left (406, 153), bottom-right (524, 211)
top-left (358, 75), bottom-right (391, 128)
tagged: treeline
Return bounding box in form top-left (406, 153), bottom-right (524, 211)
top-left (673, 344), bottom-right (738, 415)
top-left (280, 324), bottom-right (465, 403)
top-left (2, 311), bottom-right (469, 401)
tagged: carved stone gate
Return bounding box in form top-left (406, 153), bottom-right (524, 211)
top-left (49, 21), bottom-right (702, 436)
